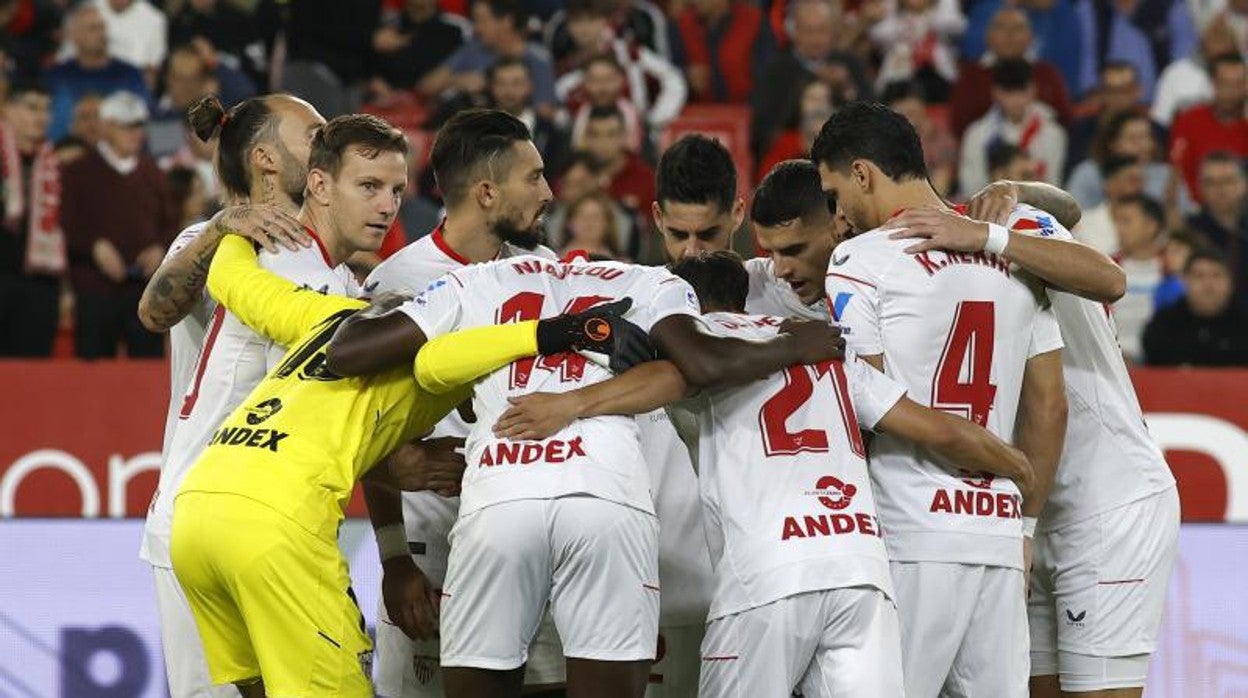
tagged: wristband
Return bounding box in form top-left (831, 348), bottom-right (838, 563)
top-left (985, 223), bottom-right (1010, 255)
top-left (375, 523), bottom-right (409, 561)
top-left (1022, 516), bottom-right (1038, 538)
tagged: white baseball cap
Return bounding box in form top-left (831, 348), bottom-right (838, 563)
top-left (99, 91), bottom-right (150, 125)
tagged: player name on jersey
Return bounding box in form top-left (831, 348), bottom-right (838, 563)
top-left (511, 258), bottom-right (626, 281)
top-left (912, 250), bottom-right (1012, 278)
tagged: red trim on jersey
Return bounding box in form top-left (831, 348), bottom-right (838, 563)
top-left (952, 203), bottom-right (969, 215)
top-left (431, 221), bottom-right (470, 266)
top-left (826, 271), bottom-right (878, 289)
top-left (562, 249), bottom-right (591, 263)
top-left (179, 305), bottom-right (227, 419)
top-left (304, 226), bottom-right (333, 267)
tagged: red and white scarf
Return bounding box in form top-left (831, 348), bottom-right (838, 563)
top-left (0, 123), bottom-right (65, 275)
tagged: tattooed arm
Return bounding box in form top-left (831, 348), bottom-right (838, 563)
top-left (138, 205), bottom-right (310, 333)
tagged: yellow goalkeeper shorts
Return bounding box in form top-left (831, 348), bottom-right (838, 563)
top-left (170, 491), bottom-right (373, 697)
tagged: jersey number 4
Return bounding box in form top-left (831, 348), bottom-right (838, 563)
top-left (498, 292), bottom-right (613, 389)
top-left (759, 360), bottom-right (865, 458)
top-left (931, 300), bottom-right (997, 427)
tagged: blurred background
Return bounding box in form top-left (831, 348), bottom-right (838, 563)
top-left (0, 0), bottom-right (1247, 694)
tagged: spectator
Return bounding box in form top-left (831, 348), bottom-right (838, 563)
top-left (1186, 151), bottom-right (1248, 305)
top-left (1152, 13), bottom-right (1239, 127)
top-left (70, 93), bottom-right (103, 146)
top-left (2, 0), bottom-right (63, 82)
top-left (544, 0), bottom-right (674, 66)
top-left (1076, 155), bottom-right (1146, 254)
top-left (546, 151), bottom-right (641, 256)
top-left (168, 0), bottom-right (266, 83)
top-left (368, 0), bottom-right (468, 101)
top-left (755, 78), bottom-right (835, 181)
top-left (281, 0), bottom-right (380, 116)
top-left (147, 44), bottom-right (214, 160)
top-left (751, 0), bottom-right (871, 157)
top-left (553, 0), bottom-right (686, 134)
top-left (870, 0), bottom-right (966, 102)
top-left (1066, 110), bottom-right (1179, 210)
top-left (94, 0), bottom-right (167, 86)
top-left (488, 58), bottom-right (570, 176)
top-left (0, 81), bottom-right (63, 357)
top-left (1144, 248), bottom-right (1248, 365)
top-left (1155, 226), bottom-right (1208, 309)
top-left (579, 104), bottom-right (656, 216)
top-left (948, 7), bottom-right (1073, 138)
top-left (1075, 0), bottom-right (1198, 100)
top-left (1111, 194), bottom-right (1167, 361)
top-left (44, 4), bottom-right (150, 141)
top-left (676, 0), bottom-right (777, 103)
top-left (1064, 61), bottom-right (1158, 177)
top-left (159, 122), bottom-right (221, 207)
top-left (959, 59), bottom-right (1067, 195)
top-left (60, 91), bottom-right (175, 359)
top-left (961, 0), bottom-right (1084, 95)
top-left (559, 191), bottom-right (626, 259)
top-left (987, 142), bottom-right (1041, 181)
top-left (1169, 55), bottom-right (1248, 203)
top-left (563, 55), bottom-right (646, 153)
top-left (884, 79), bottom-right (958, 196)
top-left (421, 0), bottom-right (558, 117)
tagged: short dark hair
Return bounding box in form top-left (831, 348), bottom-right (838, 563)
top-left (656, 134), bottom-right (736, 213)
top-left (187, 95), bottom-right (277, 199)
top-left (1118, 194), bottom-right (1164, 229)
top-left (587, 104), bottom-right (624, 126)
top-left (309, 113), bottom-right (408, 178)
top-left (880, 79), bottom-right (926, 106)
top-left (992, 58), bottom-right (1033, 90)
top-left (1100, 154), bottom-right (1138, 179)
top-left (1209, 53), bottom-right (1245, 79)
top-left (488, 57), bottom-right (529, 83)
top-left (430, 108), bottom-right (532, 205)
top-left (1184, 246), bottom-right (1230, 275)
top-left (565, 0), bottom-right (603, 20)
top-left (987, 142), bottom-right (1025, 174)
top-left (1199, 150), bottom-right (1245, 174)
top-left (7, 78), bottom-right (49, 101)
top-left (584, 53), bottom-right (625, 75)
top-left (1093, 110), bottom-right (1150, 163)
top-left (810, 101), bottom-right (928, 182)
top-left (1101, 60), bottom-right (1139, 80)
top-left (470, 0), bottom-right (523, 29)
top-left (668, 250), bottom-right (749, 313)
top-left (750, 160), bottom-right (832, 227)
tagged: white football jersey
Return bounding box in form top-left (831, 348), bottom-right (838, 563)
top-left (744, 257), bottom-right (830, 321)
top-left (825, 224), bottom-right (1063, 569)
top-left (1005, 205), bottom-right (1175, 531)
top-left (141, 231), bottom-right (360, 567)
top-left (364, 227), bottom-right (557, 571)
top-left (693, 313), bottom-right (904, 620)
top-left (397, 256), bottom-right (701, 517)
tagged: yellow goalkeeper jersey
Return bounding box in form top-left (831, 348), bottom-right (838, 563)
top-left (176, 235), bottom-right (474, 540)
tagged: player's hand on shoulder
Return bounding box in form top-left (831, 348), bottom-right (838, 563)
top-left (381, 554), bottom-right (440, 641)
top-left (536, 298), bottom-right (658, 372)
top-left (386, 437), bottom-right (466, 496)
top-left (494, 393), bottom-right (583, 441)
top-left (965, 180), bottom-right (1020, 226)
top-left (212, 203), bottom-right (311, 254)
top-left (779, 318), bottom-right (845, 364)
top-left (886, 205), bottom-right (989, 254)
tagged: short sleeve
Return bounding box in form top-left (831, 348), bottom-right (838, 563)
top-left (163, 222), bottom-right (209, 263)
top-left (1008, 206), bottom-right (1076, 242)
top-left (396, 271), bottom-right (467, 339)
top-left (1028, 306), bottom-right (1064, 358)
top-left (634, 271), bottom-right (700, 332)
top-left (825, 246), bottom-right (884, 356)
top-left (845, 357), bottom-right (906, 431)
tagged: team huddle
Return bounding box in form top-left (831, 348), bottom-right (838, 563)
top-left (137, 95), bottom-right (1179, 698)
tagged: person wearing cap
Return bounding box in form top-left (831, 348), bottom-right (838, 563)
top-left (61, 89), bottom-right (176, 358)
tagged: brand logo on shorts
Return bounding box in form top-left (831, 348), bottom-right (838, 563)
top-left (413, 654), bottom-right (438, 684)
top-left (959, 470), bottom-right (995, 489)
top-left (1065, 609), bottom-right (1087, 627)
top-left (808, 475), bottom-right (857, 510)
top-left (245, 397), bottom-right (283, 425)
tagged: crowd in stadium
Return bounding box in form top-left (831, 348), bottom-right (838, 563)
top-left (0, 0), bottom-right (1246, 364)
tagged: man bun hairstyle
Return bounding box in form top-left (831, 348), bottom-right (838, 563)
top-left (187, 94), bottom-right (276, 199)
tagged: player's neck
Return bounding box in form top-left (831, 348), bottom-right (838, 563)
top-left (440, 212), bottom-right (504, 263)
top-left (878, 180), bottom-right (947, 224)
top-left (298, 205), bottom-right (353, 267)
top-left (249, 176), bottom-right (299, 215)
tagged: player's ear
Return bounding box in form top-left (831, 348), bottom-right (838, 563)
top-left (851, 160), bottom-right (872, 192)
top-left (306, 167), bottom-right (331, 205)
top-left (731, 197), bottom-right (746, 229)
top-left (475, 178), bottom-right (497, 210)
top-left (651, 200), bottom-right (664, 232)
top-left (250, 142), bottom-right (278, 176)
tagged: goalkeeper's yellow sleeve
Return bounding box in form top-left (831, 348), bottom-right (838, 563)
top-left (414, 321), bottom-right (540, 394)
top-left (207, 234), bottom-right (366, 347)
